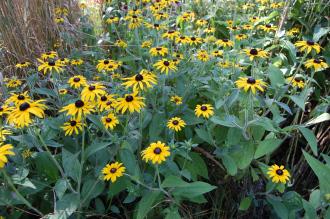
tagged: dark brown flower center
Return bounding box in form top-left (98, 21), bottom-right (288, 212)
top-left (154, 24), bottom-right (159, 27)
top-left (125, 95), bottom-right (134, 102)
top-left (180, 36), bottom-right (185, 39)
top-left (294, 78), bottom-right (301, 82)
top-left (191, 37), bottom-right (196, 41)
top-left (156, 47), bottom-right (162, 51)
top-left (201, 106), bottom-right (208, 111)
top-left (276, 169), bottom-right (283, 175)
top-left (163, 61), bottom-right (170, 66)
top-left (106, 101), bottom-right (112, 105)
top-left (153, 147), bottom-right (162, 154)
top-left (48, 61), bottom-right (56, 66)
top-left (75, 100), bottom-right (84, 108)
top-left (250, 49), bottom-right (258, 55)
top-left (17, 95), bottom-right (25, 100)
top-left (168, 30), bottom-right (174, 34)
top-left (0, 107), bottom-right (3, 111)
top-left (89, 85), bottom-right (96, 91)
top-left (21, 62), bottom-right (26, 64)
top-left (106, 118), bottom-right (112, 123)
top-left (19, 102), bottom-right (30, 111)
top-left (222, 39), bottom-right (229, 42)
top-left (247, 77), bottom-right (256, 84)
top-left (132, 15), bottom-right (137, 19)
top-left (266, 24), bottom-right (271, 28)
top-left (103, 60), bottom-right (109, 64)
top-left (135, 74), bottom-right (143, 81)
top-left (73, 77), bottom-right (81, 82)
top-left (101, 96), bottom-right (107, 101)
top-left (110, 168), bottom-right (117, 173)
top-left (313, 59), bottom-right (321, 64)
top-left (172, 120), bottom-right (179, 125)
top-left (307, 40), bottom-right (315, 45)
top-left (70, 120), bottom-right (77, 126)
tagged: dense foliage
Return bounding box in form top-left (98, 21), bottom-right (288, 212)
top-left (0, 0), bottom-right (330, 218)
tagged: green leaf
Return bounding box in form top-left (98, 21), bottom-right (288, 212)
top-left (290, 95), bottom-right (305, 110)
top-left (81, 179), bottom-right (105, 206)
top-left (108, 177), bottom-right (131, 198)
top-left (162, 175), bottom-right (189, 188)
top-left (195, 127), bottom-right (213, 145)
top-left (34, 152), bottom-right (59, 182)
top-left (239, 197), bottom-right (252, 211)
top-left (254, 138), bottom-right (283, 159)
top-left (299, 127), bottom-right (318, 156)
top-left (266, 196), bottom-right (288, 219)
top-left (136, 191), bottom-right (163, 219)
top-left (313, 26), bottom-right (330, 41)
top-left (268, 65), bottom-right (285, 87)
top-left (62, 149), bottom-right (80, 182)
top-left (303, 151), bottom-right (330, 195)
top-left (220, 154), bottom-right (237, 176)
top-left (172, 181), bottom-right (217, 199)
top-left (119, 144), bottom-right (140, 177)
top-left (210, 116), bottom-right (238, 128)
top-left (164, 207), bottom-right (181, 219)
top-left (302, 199), bottom-right (317, 219)
top-left (85, 141), bottom-right (111, 158)
top-left (55, 193), bottom-right (80, 218)
top-left (306, 113), bottom-right (330, 126)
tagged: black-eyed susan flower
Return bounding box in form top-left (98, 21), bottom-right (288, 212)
top-left (0, 128), bottom-right (12, 141)
top-left (196, 50), bottom-right (209, 62)
top-left (153, 12), bottom-right (169, 21)
top-left (235, 77), bottom-right (267, 94)
top-left (286, 77), bottom-right (305, 88)
top-left (0, 104), bottom-right (13, 117)
top-left (125, 15), bottom-right (143, 29)
top-left (102, 162), bottom-right (126, 182)
top-left (115, 40), bottom-right (128, 48)
top-left (114, 92), bottom-right (145, 114)
top-left (15, 61), bottom-right (31, 69)
top-left (286, 27), bottom-right (300, 37)
top-left (62, 119), bottom-right (84, 136)
top-left (0, 143), bottom-right (15, 168)
top-left (141, 141), bottom-right (170, 164)
top-left (243, 48), bottom-right (268, 60)
top-left (7, 100), bottom-right (47, 128)
top-left (304, 58), bottom-right (328, 71)
top-left (204, 35), bottom-right (217, 43)
top-left (218, 60), bottom-right (232, 68)
top-left (41, 51), bottom-right (57, 60)
top-left (167, 117), bottom-right (186, 132)
top-left (235, 34), bottom-right (248, 41)
top-left (211, 50), bottom-right (223, 57)
top-left (55, 17), bottom-right (65, 24)
top-left (59, 89), bottom-right (68, 95)
top-left (37, 59), bottom-right (64, 74)
top-left (6, 79), bottom-right (22, 88)
top-left (196, 19), bottom-right (208, 26)
top-left (71, 59), bottom-right (84, 66)
top-left (295, 40), bottom-right (321, 54)
top-left (141, 40), bottom-right (153, 48)
top-left (102, 113), bottom-right (119, 130)
top-left (175, 36), bottom-right (190, 44)
top-left (170, 95), bottom-right (182, 105)
top-left (97, 94), bottom-right (116, 112)
top-left (188, 36), bottom-right (203, 45)
top-left (226, 20), bottom-right (233, 26)
top-left (267, 164), bottom-right (290, 184)
top-left (249, 16), bottom-right (260, 23)
top-left (153, 59), bottom-right (177, 74)
top-left (259, 24), bottom-right (277, 32)
top-left (81, 83), bottom-right (106, 102)
top-left (204, 27), bottom-right (215, 34)
top-left (242, 24), bottom-right (253, 30)
top-left (149, 47), bottom-right (168, 56)
top-left (60, 99), bottom-right (95, 120)
top-left (96, 59), bottom-right (121, 72)
top-left (106, 16), bottom-right (119, 24)
top-left (144, 22), bottom-right (165, 30)
top-left (68, 75), bottom-right (87, 89)
top-left (57, 58), bottom-right (70, 65)
top-left (173, 52), bottom-right (184, 60)
top-left (162, 30), bottom-right (180, 40)
top-left (227, 26), bottom-right (240, 31)
top-left (215, 39), bottom-right (234, 48)
top-left (121, 70), bottom-right (157, 91)
top-left (195, 104), bottom-right (214, 118)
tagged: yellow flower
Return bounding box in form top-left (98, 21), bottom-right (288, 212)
top-left (204, 27), bottom-right (215, 34)
top-left (145, 22), bottom-right (165, 30)
top-left (6, 79), bottom-right (22, 88)
top-left (55, 17), bottom-right (64, 24)
top-left (141, 141), bottom-right (170, 164)
top-left (62, 119), bottom-right (84, 136)
top-left (267, 164), bottom-right (290, 184)
top-left (196, 50), bottom-right (209, 62)
top-left (81, 83), bottom-right (106, 102)
top-left (37, 59), bottom-right (64, 74)
top-left (97, 94), bottom-right (116, 112)
top-left (68, 75), bottom-right (87, 89)
top-left (121, 70), bottom-right (157, 91)
top-left (79, 3), bottom-right (87, 9)
top-left (153, 59), bottom-right (177, 74)
top-left (170, 95), bottom-right (182, 105)
top-left (175, 36), bottom-right (190, 45)
top-left (304, 58), bottom-right (328, 71)
top-left (259, 24), bottom-right (277, 32)
top-left (0, 128), bottom-right (12, 141)
top-left (215, 39), bottom-right (234, 48)
top-left (149, 47), bottom-right (168, 56)
top-left (96, 59), bottom-right (121, 72)
top-left (71, 59), bottom-right (84, 66)
top-left (188, 36), bottom-right (203, 45)
top-left (227, 26), bottom-right (240, 31)
top-left (102, 113), bottom-right (119, 130)
top-left (57, 58), bottom-right (70, 65)
top-left (167, 117), bottom-right (186, 132)
top-left (22, 149), bottom-right (33, 159)
top-left (173, 52), bottom-right (184, 60)
top-left (242, 24), bottom-right (253, 30)
top-left (15, 61), bottom-right (31, 68)
top-left (194, 104), bottom-right (214, 118)
top-left (115, 40), bottom-right (128, 48)
top-left (286, 27), bottom-right (300, 36)
top-left (249, 16), bottom-right (260, 23)
top-left (7, 100), bottom-right (47, 128)
top-left (59, 89), bottom-right (68, 95)
top-left (153, 12), bottom-right (169, 21)
top-left (235, 34), bottom-right (248, 40)
top-left (243, 48), bottom-right (268, 60)
top-left (60, 99), bottom-right (95, 120)
top-left (114, 91), bottom-right (145, 114)
top-left (0, 104), bottom-right (13, 117)
top-left (218, 60), bottom-right (232, 68)
top-left (235, 77), bottom-right (267, 94)
top-left (211, 50), bottom-right (223, 57)
top-left (125, 15), bottom-right (143, 29)
top-left (286, 77), bottom-right (305, 88)
top-left (41, 51), bottom-right (57, 60)
top-left (141, 40), bottom-right (153, 48)
top-left (102, 162), bottom-right (126, 182)
top-left (0, 143), bottom-right (15, 168)
top-left (106, 16), bottom-right (119, 24)
top-left (196, 19), bottom-right (208, 26)
top-left (162, 30), bottom-right (180, 40)
top-left (295, 40), bottom-right (321, 54)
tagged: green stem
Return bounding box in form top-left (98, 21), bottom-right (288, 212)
top-left (2, 170), bottom-right (44, 217)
